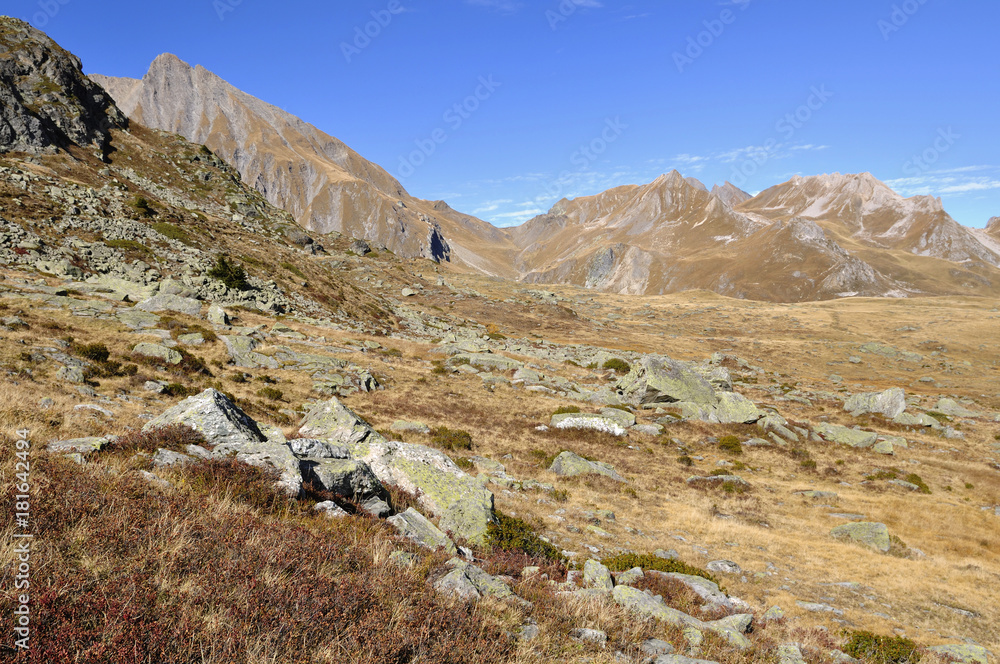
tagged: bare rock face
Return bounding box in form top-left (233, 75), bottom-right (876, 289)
top-left (987, 216), bottom-right (1000, 239)
top-left (0, 17), bottom-right (126, 154)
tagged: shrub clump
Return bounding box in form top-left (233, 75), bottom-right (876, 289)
top-left (904, 473), bottom-right (932, 494)
top-left (718, 435), bottom-right (743, 456)
top-left (841, 630), bottom-right (921, 664)
top-left (602, 358), bottom-right (631, 374)
top-left (73, 342), bottom-right (110, 363)
top-left (553, 405), bottom-right (581, 415)
top-left (130, 196), bottom-right (156, 217)
top-left (208, 255), bottom-right (252, 292)
top-left (257, 387), bottom-right (283, 401)
top-left (486, 511), bottom-right (566, 562)
top-left (601, 552), bottom-right (722, 586)
top-left (430, 426), bottom-right (473, 451)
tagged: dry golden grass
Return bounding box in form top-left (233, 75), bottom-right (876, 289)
top-left (2, 241), bottom-right (999, 659)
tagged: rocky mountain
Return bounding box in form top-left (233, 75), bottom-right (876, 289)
top-left (505, 171), bottom-right (1000, 300)
top-left (741, 173), bottom-right (1000, 268)
top-left (0, 18), bottom-right (126, 155)
top-left (710, 181), bottom-right (752, 207)
top-left (987, 217), bottom-right (1000, 239)
top-left (91, 55), bottom-right (518, 275)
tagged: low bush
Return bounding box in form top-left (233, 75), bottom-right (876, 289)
top-left (430, 426), bottom-right (473, 451)
top-left (553, 405), bottom-right (581, 415)
top-left (73, 342), bottom-right (110, 363)
top-left (130, 195), bottom-right (156, 217)
top-left (151, 222), bottom-right (192, 245)
top-left (905, 473), bottom-right (932, 494)
top-left (602, 358), bottom-right (631, 374)
top-left (841, 630), bottom-right (921, 664)
top-left (486, 511), bottom-right (566, 563)
top-left (601, 552), bottom-right (722, 587)
top-left (207, 255), bottom-right (252, 292)
top-left (718, 435), bottom-right (743, 456)
top-left (257, 387), bottom-right (283, 401)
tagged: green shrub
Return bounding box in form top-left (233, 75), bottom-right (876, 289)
top-left (486, 511), bottom-right (565, 562)
top-left (130, 196), bottom-right (156, 217)
top-left (208, 255), bottom-right (252, 292)
top-left (106, 239), bottom-right (152, 255)
top-left (229, 373), bottom-right (248, 384)
top-left (841, 630), bottom-right (921, 664)
top-left (553, 405), bottom-right (581, 415)
top-left (163, 383), bottom-right (192, 398)
top-left (257, 387), bottom-right (283, 402)
top-left (151, 222), bottom-right (192, 245)
top-left (800, 458), bottom-right (818, 470)
top-left (904, 473), bottom-right (932, 494)
top-left (430, 427), bottom-right (472, 451)
top-left (602, 358), bottom-right (631, 374)
top-left (677, 455), bottom-right (694, 467)
top-left (74, 342), bottom-right (110, 363)
top-left (718, 435), bottom-right (743, 456)
top-left (601, 553), bottom-right (721, 587)
top-left (454, 457), bottom-right (474, 471)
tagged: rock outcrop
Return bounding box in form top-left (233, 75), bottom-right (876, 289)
top-left (0, 17), bottom-right (126, 154)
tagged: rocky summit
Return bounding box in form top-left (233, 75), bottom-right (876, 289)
top-left (0, 16), bottom-right (998, 664)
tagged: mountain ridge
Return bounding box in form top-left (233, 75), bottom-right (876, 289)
top-left (83, 54), bottom-right (1000, 301)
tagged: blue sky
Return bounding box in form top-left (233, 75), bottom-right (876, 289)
top-left (10, 0), bottom-right (1000, 228)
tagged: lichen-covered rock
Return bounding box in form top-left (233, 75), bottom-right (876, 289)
top-left (830, 522), bottom-right (890, 552)
top-left (814, 423), bottom-right (878, 448)
top-left (674, 392), bottom-right (763, 424)
top-left (144, 388), bottom-right (266, 447)
top-left (387, 508), bottom-right (456, 554)
top-left (299, 398), bottom-right (495, 544)
top-left (551, 412), bottom-right (627, 437)
top-left (925, 644), bottom-right (989, 664)
top-left (135, 294), bottom-right (202, 317)
top-left (934, 398), bottom-right (980, 418)
top-left (450, 353), bottom-right (523, 372)
top-left (583, 559), bottom-right (614, 590)
top-left (843, 388), bottom-right (906, 418)
top-left (132, 342), bottom-right (182, 365)
top-left (549, 451), bottom-right (625, 482)
top-left (349, 438), bottom-right (495, 545)
top-left (288, 438), bottom-right (349, 459)
top-left (612, 585), bottom-right (751, 650)
top-left (297, 397), bottom-right (384, 445)
top-left (616, 355), bottom-right (718, 406)
top-left (47, 437), bottom-right (107, 456)
top-left (299, 458), bottom-right (384, 501)
top-left (222, 335), bottom-right (279, 369)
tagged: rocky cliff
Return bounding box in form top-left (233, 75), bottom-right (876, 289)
top-left (0, 17), bottom-right (126, 155)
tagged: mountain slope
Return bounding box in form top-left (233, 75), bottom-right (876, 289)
top-left (91, 55), bottom-right (517, 275)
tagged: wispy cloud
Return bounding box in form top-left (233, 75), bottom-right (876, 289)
top-left (885, 166), bottom-right (1000, 197)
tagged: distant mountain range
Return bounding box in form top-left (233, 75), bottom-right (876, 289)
top-left (51, 51), bottom-right (1000, 302)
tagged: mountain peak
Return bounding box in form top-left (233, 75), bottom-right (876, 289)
top-left (987, 216), bottom-right (1000, 237)
top-left (0, 16), bottom-right (126, 155)
top-left (711, 181), bottom-right (752, 207)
